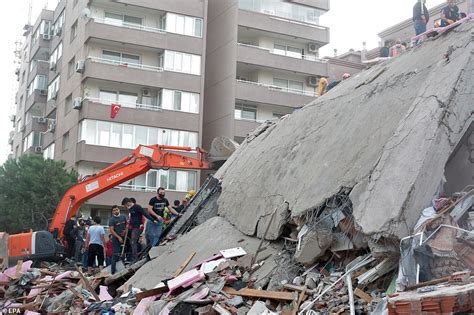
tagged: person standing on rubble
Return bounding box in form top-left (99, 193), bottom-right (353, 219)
top-left (122, 197), bottom-right (158, 262)
top-left (108, 205), bottom-right (127, 274)
top-left (73, 218), bottom-right (86, 263)
top-left (147, 188), bottom-right (181, 247)
top-left (83, 216), bottom-right (107, 274)
top-left (390, 39), bottom-right (407, 57)
top-left (440, 0), bottom-right (460, 26)
top-left (413, 0), bottom-right (429, 35)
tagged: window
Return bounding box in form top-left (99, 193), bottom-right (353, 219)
top-left (68, 56), bottom-right (75, 77)
top-left (160, 89), bottom-right (199, 113)
top-left (79, 119), bottom-right (198, 149)
top-left (65, 94), bottom-right (72, 115)
top-left (28, 75), bottom-right (47, 97)
top-left (273, 44), bottom-right (302, 58)
top-left (273, 78), bottom-right (303, 93)
top-left (50, 42), bottom-right (63, 69)
top-left (165, 13), bottom-right (203, 37)
top-left (70, 20), bottom-right (78, 42)
top-left (52, 10), bottom-right (65, 36)
top-left (47, 76), bottom-right (60, 101)
top-left (118, 169), bottom-right (197, 192)
top-left (235, 104), bottom-right (257, 121)
top-left (32, 20), bottom-right (52, 45)
top-left (23, 132), bottom-right (42, 152)
top-left (102, 50), bottom-right (140, 66)
top-left (62, 132), bottom-right (69, 151)
top-left (104, 12), bottom-right (143, 27)
top-left (43, 143), bottom-right (55, 159)
top-left (98, 90), bottom-right (138, 108)
top-left (162, 50), bottom-right (200, 75)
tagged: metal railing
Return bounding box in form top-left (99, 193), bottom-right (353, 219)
top-left (237, 43), bottom-right (327, 63)
top-left (236, 79), bottom-right (317, 97)
top-left (85, 97), bottom-right (162, 112)
top-left (91, 17), bottom-right (166, 34)
top-left (87, 56), bottom-right (164, 72)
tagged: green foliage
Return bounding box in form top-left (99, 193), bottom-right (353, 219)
top-left (0, 155), bottom-right (78, 234)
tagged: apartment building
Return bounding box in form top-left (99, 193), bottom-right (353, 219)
top-left (203, 0), bottom-right (330, 147)
top-left (10, 0), bottom-right (208, 222)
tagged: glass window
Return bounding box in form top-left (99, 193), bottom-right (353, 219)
top-left (182, 54), bottom-right (191, 73)
top-left (124, 15), bottom-right (142, 26)
top-left (85, 120), bottom-right (96, 143)
top-left (176, 15), bottom-right (185, 34)
top-left (147, 171), bottom-right (157, 189)
top-left (273, 44), bottom-right (286, 55)
top-left (164, 51), bottom-right (174, 70)
top-left (190, 93), bottom-right (199, 113)
top-left (289, 80), bottom-right (303, 92)
top-left (273, 78), bottom-right (288, 89)
top-left (194, 19), bottom-right (202, 37)
top-left (123, 125), bottom-right (134, 148)
top-left (118, 92), bottom-right (138, 107)
top-left (287, 46), bottom-right (302, 58)
top-left (99, 90), bottom-right (117, 104)
top-left (97, 121), bottom-right (110, 146)
top-left (111, 123), bottom-right (122, 147)
top-left (122, 53), bottom-right (140, 66)
top-left (148, 127), bottom-right (159, 145)
top-left (174, 52), bottom-right (183, 71)
top-left (191, 55), bottom-right (201, 75)
top-left (173, 91), bottom-right (182, 110)
top-left (105, 12), bottom-right (123, 25)
top-left (184, 16), bottom-right (194, 35)
top-left (165, 13), bottom-right (176, 33)
top-left (134, 126), bottom-right (147, 146)
top-left (159, 170), bottom-right (168, 188)
top-left (102, 50), bottom-right (121, 63)
top-left (187, 172), bottom-right (196, 190)
top-left (168, 170), bottom-right (177, 190)
top-left (176, 171), bottom-right (187, 191)
top-left (170, 130), bottom-right (179, 146)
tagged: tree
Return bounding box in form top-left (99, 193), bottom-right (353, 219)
top-left (0, 155), bottom-right (78, 234)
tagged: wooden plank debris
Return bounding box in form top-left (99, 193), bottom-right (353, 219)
top-left (135, 285), bottom-right (169, 302)
top-left (173, 251), bottom-right (196, 277)
top-left (354, 288), bottom-right (373, 304)
top-left (75, 266), bottom-right (100, 302)
top-left (222, 286), bottom-right (296, 301)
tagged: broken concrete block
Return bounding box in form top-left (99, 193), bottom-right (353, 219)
top-left (294, 228), bottom-right (333, 265)
top-left (212, 22), bottom-right (474, 243)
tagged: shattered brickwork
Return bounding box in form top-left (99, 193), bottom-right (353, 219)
top-left (215, 22), bottom-right (474, 241)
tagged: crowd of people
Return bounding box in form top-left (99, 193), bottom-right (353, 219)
top-left (63, 187), bottom-right (196, 275)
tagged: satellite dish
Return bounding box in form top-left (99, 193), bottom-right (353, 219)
top-left (82, 8), bottom-right (91, 18)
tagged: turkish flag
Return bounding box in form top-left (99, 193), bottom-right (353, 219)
top-left (111, 104), bottom-right (121, 118)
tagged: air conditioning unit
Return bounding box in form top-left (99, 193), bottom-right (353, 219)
top-left (308, 43), bottom-right (318, 53)
top-left (49, 61), bottom-right (56, 71)
top-left (39, 89), bottom-right (48, 95)
top-left (38, 117), bottom-right (48, 124)
top-left (42, 34), bottom-right (50, 40)
top-left (34, 146), bottom-right (43, 154)
top-left (75, 60), bottom-right (85, 73)
top-left (73, 97), bottom-right (83, 110)
top-left (142, 88), bottom-right (151, 97)
top-left (50, 91), bottom-right (58, 100)
top-left (307, 76), bottom-right (319, 87)
top-left (47, 119), bottom-right (56, 132)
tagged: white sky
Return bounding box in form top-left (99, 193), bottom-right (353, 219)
top-left (0, 0), bottom-right (447, 165)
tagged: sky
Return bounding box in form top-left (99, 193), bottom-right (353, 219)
top-left (0, 0), bottom-right (448, 165)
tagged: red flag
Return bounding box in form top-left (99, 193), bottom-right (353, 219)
top-left (111, 104), bottom-right (121, 118)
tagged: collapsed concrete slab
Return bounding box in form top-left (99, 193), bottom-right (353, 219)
top-left (121, 216), bottom-right (281, 290)
top-left (215, 22), bottom-right (474, 241)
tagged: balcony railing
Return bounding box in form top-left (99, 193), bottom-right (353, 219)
top-left (92, 17), bottom-right (166, 34)
top-left (85, 97), bottom-right (162, 112)
top-left (236, 79), bottom-right (317, 97)
top-left (237, 43), bottom-right (327, 63)
top-left (87, 56), bottom-right (164, 73)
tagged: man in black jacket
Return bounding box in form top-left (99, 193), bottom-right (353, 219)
top-left (413, 0), bottom-right (429, 35)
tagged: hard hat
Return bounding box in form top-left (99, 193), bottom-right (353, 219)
top-left (342, 73), bottom-right (351, 79)
top-left (188, 190), bottom-right (196, 197)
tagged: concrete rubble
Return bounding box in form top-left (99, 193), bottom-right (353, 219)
top-left (0, 18), bottom-right (473, 315)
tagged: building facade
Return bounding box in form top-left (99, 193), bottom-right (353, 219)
top-left (10, 0), bottom-right (208, 221)
top-left (203, 0), bottom-right (330, 146)
top-left (9, 0), bottom-right (332, 221)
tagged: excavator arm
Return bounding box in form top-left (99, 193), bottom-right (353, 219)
top-left (50, 144), bottom-right (209, 239)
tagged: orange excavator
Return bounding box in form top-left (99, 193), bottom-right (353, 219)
top-left (5, 139), bottom-right (237, 266)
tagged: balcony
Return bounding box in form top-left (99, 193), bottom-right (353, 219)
top-left (25, 90), bottom-right (48, 112)
top-left (30, 37), bottom-right (51, 61)
top-left (238, 9), bottom-right (329, 44)
top-left (28, 61), bottom-right (49, 85)
top-left (24, 117), bottom-right (48, 136)
top-left (235, 79), bottom-right (316, 108)
top-left (108, 0), bottom-right (205, 18)
top-left (80, 98), bottom-right (200, 132)
top-left (76, 142), bottom-right (134, 164)
top-left (42, 131), bottom-right (55, 148)
top-left (85, 18), bottom-right (203, 55)
top-left (288, 0), bottom-right (330, 11)
top-left (83, 57), bottom-right (202, 93)
top-left (237, 43), bottom-right (328, 76)
top-left (234, 119), bottom-right (262, 138)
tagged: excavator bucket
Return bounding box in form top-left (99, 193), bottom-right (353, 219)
top-left (208, 136), bottom-right (239, 170)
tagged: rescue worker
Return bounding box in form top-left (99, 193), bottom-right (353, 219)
top-left (108, 205), bottom-right (127, 274)
top-left (390, 39), bottom-right (406, 57)
top-left (413, 0), bottom-right (429, 35)
top-left (440, 0), bottom-right (460, 26)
